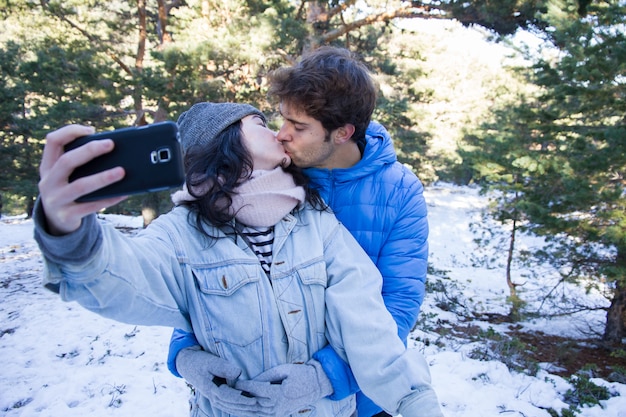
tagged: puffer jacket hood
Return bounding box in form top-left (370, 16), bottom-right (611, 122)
top-left (304, 121), bottom-right (396, 203)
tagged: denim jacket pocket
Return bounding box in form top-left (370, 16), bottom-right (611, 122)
top-left (194, 262), bottom-right (260, 295)
top-left (192, 263), bottom-right (263, 347)
top-left (295, 260), bottom-right (327, 287)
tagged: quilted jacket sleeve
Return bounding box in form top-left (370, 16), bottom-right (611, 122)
top-left (167, 328), bottom-right (201, 377)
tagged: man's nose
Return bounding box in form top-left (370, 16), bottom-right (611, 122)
top-left (277, 125), bottom-right (290, 142)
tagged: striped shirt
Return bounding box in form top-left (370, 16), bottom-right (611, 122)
top-left (238, 225), bottom-right (274, 276)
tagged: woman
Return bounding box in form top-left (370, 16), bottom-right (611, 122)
top-left (34, 102), bottom-right (443, 417)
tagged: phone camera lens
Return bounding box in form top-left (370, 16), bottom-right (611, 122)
top-left (150, 148), bottom-right (172, 164)
top-left (159, 149), bottom-right (171, 162)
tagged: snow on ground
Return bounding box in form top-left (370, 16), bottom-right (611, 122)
top-left (1, 184), bottom-right (625, 416)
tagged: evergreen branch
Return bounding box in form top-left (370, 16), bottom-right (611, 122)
top-left (319, 5), bottom-right (445, 44)
top-left (326, 0), bottom-right (358, 20)
top-left (38, 0), bottom-right (133, 76)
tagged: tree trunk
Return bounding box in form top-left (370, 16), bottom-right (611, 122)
top-left (26, 196), bottom-right (35, 219)
top-left (156, 0), bottom-right (172, 46)
top-left (305, 1), bottom-right (329, 50)
top-left (133, 0), bottom-right (147, 126)
top-left (603, 249), bottom-right (626, 344)
top-left (604, 283), bottom-right (626, 344)
top-left (506, 218), bottom-right (517, 298)
top-left (506, 217), bottom-right (523, 321)
top-left (141, 193), bottom-right (160, 228)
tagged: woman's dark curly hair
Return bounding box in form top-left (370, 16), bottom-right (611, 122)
top-left (182, 120), bottom-right (326, 230)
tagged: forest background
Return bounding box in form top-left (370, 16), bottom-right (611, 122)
top-left (1, 0), bottom-right (625, 390)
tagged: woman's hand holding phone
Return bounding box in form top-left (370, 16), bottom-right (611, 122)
top-left (38, 124), bottom-right (127, 236)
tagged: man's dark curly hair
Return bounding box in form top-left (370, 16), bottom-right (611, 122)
top-left (268, 46), bottom-right (378, 142)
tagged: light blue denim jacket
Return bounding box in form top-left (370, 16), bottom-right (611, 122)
top-left (35, 204), bottom-right (442, 417)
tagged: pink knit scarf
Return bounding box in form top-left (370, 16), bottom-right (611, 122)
top-left (171, 167), bottom-right (305, 227)
top-left (230, 168), bottom-right (305, 227)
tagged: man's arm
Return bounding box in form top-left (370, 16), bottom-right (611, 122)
top-left (378, 174), bottom-right (428, 341)
top-left (167, 328), bottom-right (201, 377)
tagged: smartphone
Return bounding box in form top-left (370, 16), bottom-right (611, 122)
top-left (65, 121), bottom-right (185, 202)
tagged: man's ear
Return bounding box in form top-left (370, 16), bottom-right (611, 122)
top-left (332, 124), bottom-right (356, 144)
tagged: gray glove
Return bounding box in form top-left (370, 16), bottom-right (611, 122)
top-left (175, 347), bottom-right (261, 415)
top-left (233, 359), bottom-right (334, 417)
top-left (398, 391), bottom-right (445, 417)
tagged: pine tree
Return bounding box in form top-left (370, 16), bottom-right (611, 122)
top-left (463, 2), bottom-right (626, 343)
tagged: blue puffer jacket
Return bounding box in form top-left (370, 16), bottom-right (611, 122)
top-left (168, 121), bottom-right (429, 417)
top-left (307, 121), bottom-right (428, 417)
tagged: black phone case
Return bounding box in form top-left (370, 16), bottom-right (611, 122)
top-left (65, 121), bottom-right (185, 202)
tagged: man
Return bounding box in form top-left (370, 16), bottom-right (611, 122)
top-left (169, 46), bottom-right (429, 417)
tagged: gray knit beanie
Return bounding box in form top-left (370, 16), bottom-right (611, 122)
top-left (177, 102), bottom-right (265, 155)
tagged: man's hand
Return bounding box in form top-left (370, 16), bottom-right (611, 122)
top-left (233, 359), bottom-right (334, 416)
top-left (38, 124), bottom-right (126, 235)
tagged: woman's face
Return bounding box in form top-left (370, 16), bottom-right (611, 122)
top-left (240, 114), bottom-right (291, 170)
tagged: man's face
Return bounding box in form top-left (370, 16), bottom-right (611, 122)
top-left (276, 101), bottom-right (335, 169)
